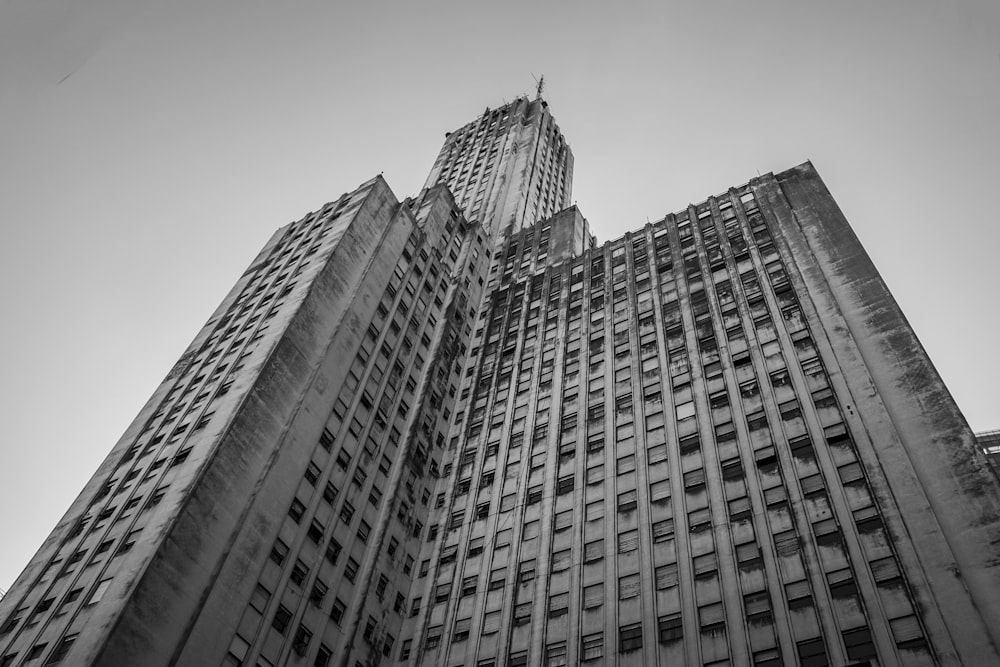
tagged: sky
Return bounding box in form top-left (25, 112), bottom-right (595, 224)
top-left (1, 0), bottom-right (998, 592)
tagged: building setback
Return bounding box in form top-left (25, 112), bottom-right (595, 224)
top-left (2, 96), bottom-right (1000, 667)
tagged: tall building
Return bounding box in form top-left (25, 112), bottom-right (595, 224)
top-left (2, 95), bottom-right (1000, 667)
top-left (423, 97), bottom-right (573, 239)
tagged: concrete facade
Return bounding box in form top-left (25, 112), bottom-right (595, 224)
top-left (976, 430), bottom-right (1000, 479)
top-left (399, 165), bottom-right (1000, 667)
top-left (2, 98), bottom-right (999, 667)
top-left (423, 97), bottom-right (573, 240)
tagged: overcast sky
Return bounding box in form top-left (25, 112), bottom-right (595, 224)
top-left (1, 0), bottom-right (997, 591)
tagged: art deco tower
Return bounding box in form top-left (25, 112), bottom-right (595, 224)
top-left (2, 95), bottom-right (1000, 667)
top-left (423, 96), bottom-right (573, 239)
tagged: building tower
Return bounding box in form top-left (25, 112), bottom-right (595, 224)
top-left (423, 97), bottom-right (573, 239)
top-left (2, 96), bottom-right (1000, 667)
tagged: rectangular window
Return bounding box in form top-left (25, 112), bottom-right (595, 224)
top-left (583, 583), bottom-right (603, 609)
top-left (616, 454), bottom-right (636, 475)
top-left (617, 489), bottom-right (637, 513)
top-left (482, 610), bottom-right (501, 635)
top-left (549, 593), bottom-right (569, 617)
top-left (655, 563), bottom-right (679, 589)
top-left (658, 614), bottom-right (683, 644)
top-left (551, 548), bottom-right (571, 572)
top-left (619, 573), bottom-right (640, 599)
top-left (650, 480), bottom-right (671, 504)
top-left (619, 623), bottom-right (643, 652)
top-left (582, 633), bottom-right (604, 661)
top-left (618, 529), bottom-right (639, 553)
top-left (344, 558), bottom-right (359, 582)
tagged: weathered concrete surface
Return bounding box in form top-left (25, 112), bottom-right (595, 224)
top-left (763, 162), bottom-right (1000, 664)
top-left (92, 177), bottom-right (405, 666)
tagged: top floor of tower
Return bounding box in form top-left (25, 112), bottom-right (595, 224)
top-left (423, 96), bottom-right (574, 241)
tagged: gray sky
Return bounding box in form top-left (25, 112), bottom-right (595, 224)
top-left (1, 0), bottom-right (998, 591)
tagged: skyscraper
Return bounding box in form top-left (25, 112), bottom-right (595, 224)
top-left (2, 96), bottom-right (999, 667)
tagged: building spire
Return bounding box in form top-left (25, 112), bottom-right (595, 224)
top-left (532, 73), bottom-right (545, 99)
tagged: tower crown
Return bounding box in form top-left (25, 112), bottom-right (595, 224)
top-left (423, 96), bottom-right (573, 240)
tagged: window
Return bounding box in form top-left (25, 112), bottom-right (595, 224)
top-left (797, 638), bottom-right (827, 667)
top-left (25, 644), bottom-right (47, 661)
top-left (290, 560), bottom-right (309, 586)
top-left (330, 597), bottom-right (346, 625)
top-left (46, 633), bottom-right (77, 664)
top-left (585, 500), bottom-right (604, 521)
top-left (684, 469), bottom-right (705, 490)
top-left (307, 519), bottom-right (325, 544)
top-left (323, 482), bottom-right (338, 504)
top-left (523, 520), bottom-right (540, 541)
top-left (513, 603), bottom-right (532, 626)
top-left (699, 602), bottom-right (724, 628)
top-left (549, 593), bottom-right (569, 618)
top-left (453, 617), bottom-right (471, 642)
top-left (618, 529), bottom-right (639, 553)
top-left (293, 624), bottom-right (313, 655)
top-left (483, 610), bottom-right (501, 635)
top-left (652, 518), bottom-right (675, 542)
top-left (619, 573), bottom-right (640, 599)
top-left (689, 508), bottom-right (711, 531)
top-left (487, 568), bottom-right (507, 593)
top-left (587, 465), bottom-right (605, 485)
top-left (424, 625), bottom-right (442, 650)
top-left (272, 605), bottom-right (293, 634)
top-left (518, 560), bottom-right (536, 585)
top-left (658, 614), bottom-right (683, 643)
top-left (304, 462), bottom-right (321, 485)
top-left (170, 447), bottom-right (192, 467)
top-left (88, 578), bottom-right (112, 605)
top-left (736, 541), bottom-right (761, 567)
top-left (582, 582), bottom-right (604, 609)
top-left (693, 553), bottom-right (718, 578)
top-left (468, 536), bottom-right (485, 558)
top-left (496, 528), bottom-right (512, 548)
top-left (344, 557), bottom-right (359, 583)
top-left (340, 501), bottom-right (355, 524)
top-left (656, 563), bottom-right (679, 589)
top-left (843, 627), bottom-right (877, 661)
top-left (313, 644), bottom-right (333, 667)
top-left (325, 539), bottom-right (342, 565)
top-left (57, 587), bottom-right (82, 614)
top-left (745, 591), bottom-right (771, 619)
top-left (551, 548), bottom-right (571, 572)
top-left (460, 575), bottom-right (477, 598)
top-left (557, 475), bottom-right (574, 495)
top-left (310, 579), bottom-right (328, 605)
top-left (581, 633), bottom-right (603, 661)
top-left (650, 479), bottom-right (671, 504)
top-left (619, 623), bottom-right (643, 652)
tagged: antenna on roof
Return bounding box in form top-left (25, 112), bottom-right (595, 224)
top-left (531, 73), bottom-right (545, 99)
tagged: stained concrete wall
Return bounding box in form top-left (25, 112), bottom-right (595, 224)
top-left (88, 177), bottom-right (404, 665)
top-left (762, 162), bottom-right (1000, 664)
top-left (0, 212), bottom-right (293, 665)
